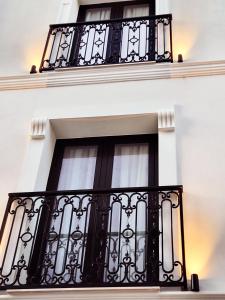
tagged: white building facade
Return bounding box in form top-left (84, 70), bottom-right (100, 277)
top-left (0, 0), bottom-right (225, 299)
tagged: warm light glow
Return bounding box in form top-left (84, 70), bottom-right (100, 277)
top-left (25, 44), bottom-right (43, 72)
top-left (185, 217), bottom-right (216, 279)
top-left (173, 25), bottom-right (198, 61)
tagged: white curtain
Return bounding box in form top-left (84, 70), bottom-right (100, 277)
top-left (78, 8), bottom-right (111, 65)
top-left (121, 4), bottom-right (150, 62)
top-left (111, 143), bottom-right (148, 187)
top-left (123, 4), bottom-right (149, 18)
top-left (85, 7), bottom-right (111, 22)
top-left (105, 143), bottom-right (149, 283)
top-left (58, 146), bottom-right (97, 190)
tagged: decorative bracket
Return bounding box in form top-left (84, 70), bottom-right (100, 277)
top-left (30, 118), bottom-right (47, 139)
top-left (158, 110), bottom-right (175, 132)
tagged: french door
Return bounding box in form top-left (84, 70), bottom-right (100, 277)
top-left (40, 135), bottom-right (158, 286)
top-left (71, 1), bottom-right (156, 66)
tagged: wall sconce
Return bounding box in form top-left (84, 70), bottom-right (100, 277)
top-left (30, 65), bottom-right (37, 74)
top-left (178, 54), bottom-right (183, 63)
top-left (191, 274), bottom-right (200, 292)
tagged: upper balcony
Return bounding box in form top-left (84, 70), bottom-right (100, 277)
top-left (39, 14), bottom-right (173, 72)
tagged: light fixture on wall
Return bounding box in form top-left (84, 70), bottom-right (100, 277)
top-left (178, 54), bottom-right (183, 63)
top-left (191, 274), bottom-right (200, 292)
top-left (30, 65), bottom-right (37, 74)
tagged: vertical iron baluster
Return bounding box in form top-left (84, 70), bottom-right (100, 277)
top-left (102, 23), bottom-right (109, 63)
top-left (39, 26), bottom-right (53, 72)
top-left (27, 195), bottom-right (52, 285)
top-left (179, 188), bottom-right (188, 290)
top-left (90, 24), bottom-right (98, 65)
top-left (64, 28), bottom-right (75, 67)
top-left (55, 29), bottom-right (65, 68)
top-left (4, 202), bottom-right (26, 283)
top-left (148, 17), bottom-right (156, 61)
top-left (0, 197), bottom-right (16, 274)
top-left (169, 15), bottom-right (173, 62)
top-left (163, 19), bottom-right (166, 60)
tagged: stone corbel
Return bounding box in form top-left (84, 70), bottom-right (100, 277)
top-left (30, 118), bottom-right (47, 139)
top-left (158, 110), bottom-right (175, 132)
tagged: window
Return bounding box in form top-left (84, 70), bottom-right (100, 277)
top-left (71, 1), bottom-right (155, 66)
top-left (33, 135), bottom-right (158, 285)
top-left (0, 133), bottom-right (187, 289)
top-left (40, 0), bottom-right (174, 71)
top-left (77, 1), bottom-right (155, 22)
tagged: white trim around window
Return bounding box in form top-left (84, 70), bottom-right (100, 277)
top-left (15, 109), bottom-right (178, 192)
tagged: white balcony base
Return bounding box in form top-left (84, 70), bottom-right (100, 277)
top-left (0, 287), bottom-right (225, 300)
top-left (1, 60), bottom-right (225, 91)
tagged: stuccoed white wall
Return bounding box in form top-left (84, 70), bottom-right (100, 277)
top-left (0, 74), bottom-right (225, 291)
top-left (0, 0), bottom-right (225, 75)
top-left (171, 0), bottom-right (225, 62)
top-left (0, 0), bottom-right (78, 76)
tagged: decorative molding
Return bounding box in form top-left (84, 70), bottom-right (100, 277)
top-left (158, 109), bottom-right (175, 132)
top-left (30, 118), bottom-right (47, 139)
top-left (2, 288), bottom-right (225, 300)
top-left (1, 60), bottom-right (225, 91)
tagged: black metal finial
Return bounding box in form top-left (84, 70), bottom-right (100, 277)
top-left (30, 65), bottom-right (37, 74)
top-left (191, 274), bottom-right (200, 292)
top-left (178, 54), bottom-right (183, 63)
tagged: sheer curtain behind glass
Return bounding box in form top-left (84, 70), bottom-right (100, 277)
top-left (121, 4), bottom-right (150, 62)
top-left (44, 146), bottom-right (97, 284)
top-left (57, 146), bottom-right (97, 190)
top-left (105, 143), bottom-right (149, 283)
top-left (78, 8), bottom-right (111, 65)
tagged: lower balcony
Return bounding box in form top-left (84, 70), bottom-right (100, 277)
top-left (0, 186), bottom-right (186, 290)
top-left (40, 14), bottom-right (173, 72)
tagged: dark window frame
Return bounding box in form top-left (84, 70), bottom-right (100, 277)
top-left (29, 134), bottom-right (158, 285)
top-left (77, 0), bottom-right (156, 22)
top-left (47, 134), bottom-right (158, 190)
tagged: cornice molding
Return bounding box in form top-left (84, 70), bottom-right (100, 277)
top-left (2, 288), bottom-right (225, 300)
top-left (1, 60), bottom-right (225, 91)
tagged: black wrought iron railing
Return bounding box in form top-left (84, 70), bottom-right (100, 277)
top-left (0, 186), bottom-right (186, 290)
top-left (40, 14), bottom-right (173, 72)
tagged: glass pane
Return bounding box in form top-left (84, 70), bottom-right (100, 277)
top-left (121, 5), bottom-right (150, 63)
top-left (58, 145), bottom-right (98, 190)
top-left (123, 4), bottom-right (149, 18)
top-left (85, 7), bottom-right (111, 21)
top-left (104, 143), bottom-right (149, 283)
top-left (42, 145), bottom-right (97, 285)
top-left (111, 143), bottom-right (149, 188)
top-left (78, 8), bottom-right (111, 66)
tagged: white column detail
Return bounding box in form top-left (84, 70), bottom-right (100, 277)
top-left (156, 0), bottom-right (171, 15)
top-left (158, 110), bottom-right (175, 132)
top-left (158, 109), bottom-right (178, 186)
top-left (30, 118), bottom-right (47, 139)
top-left (16, 119), bottom-right (56, 192)
top-left (57, 0), bottom-right (79, 23)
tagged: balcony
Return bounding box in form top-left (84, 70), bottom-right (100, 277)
top-left (40, 14), bottom-right (173, 72)
top-left (0, 186), bottom-right (186, 290)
